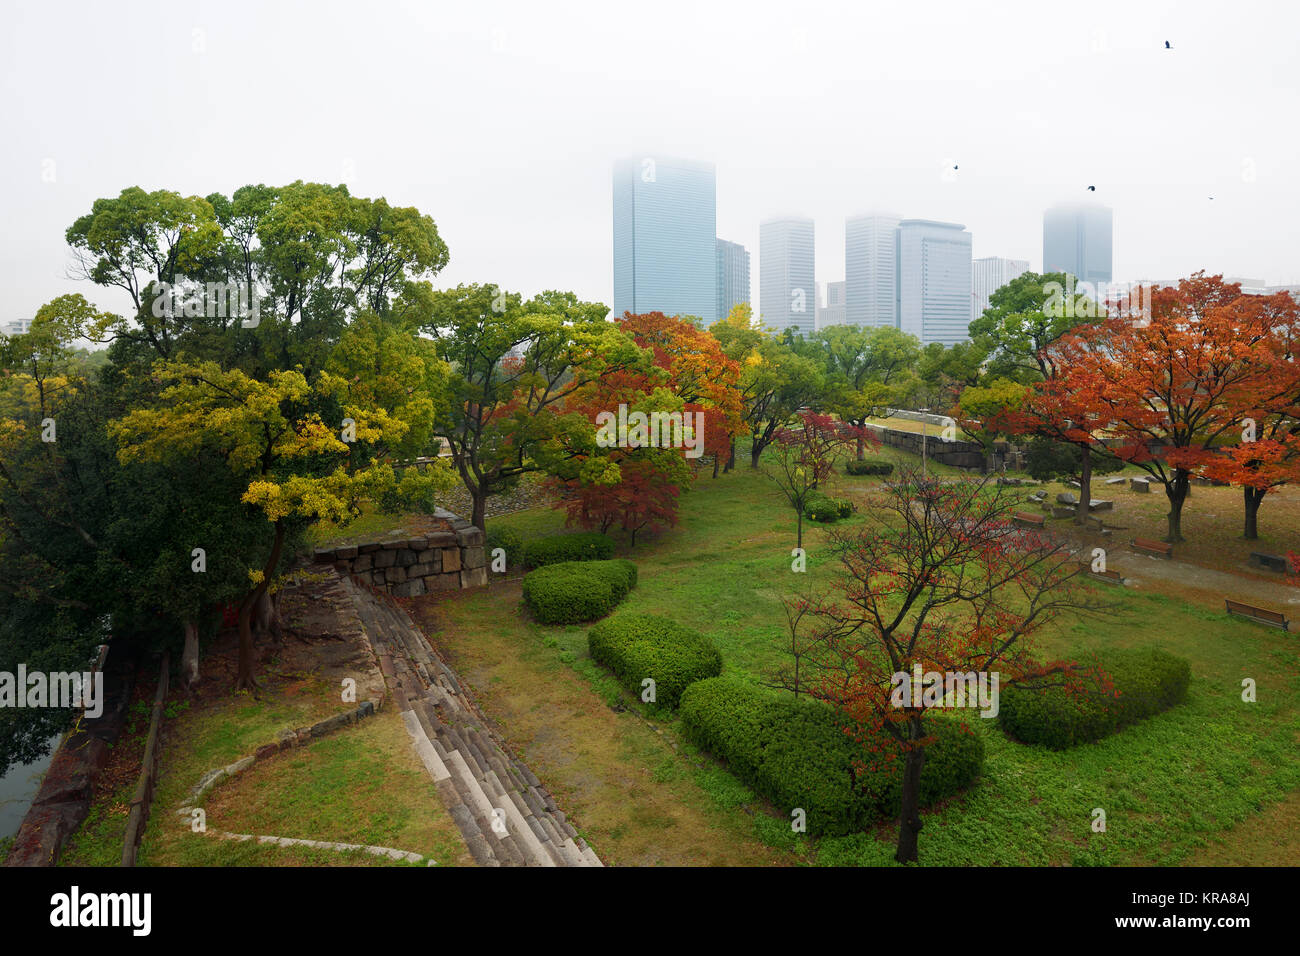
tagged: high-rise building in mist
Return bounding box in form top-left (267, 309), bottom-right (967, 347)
top-left (973, 256), bottom-right (1031, 318)
top-left (845, 214), bottom-right (901, 328)
top-left (897, 219), bottom-right (973, 346)
top-left (817, 280), bottom-right (846, 331)
top-left (1042, 203), bottom-right (1112, 285)
top-left (760, 217), bottom-right (816, 336)
top-left (716, 238), bottom-right (750, 322)
top-left (612, 155), bottom-right (717, 323)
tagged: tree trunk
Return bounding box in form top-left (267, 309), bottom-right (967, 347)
top-left (796, 508), bottom-right (803, 551)
top-left (181, 620), bottom-right (200, 691)
top-left (253, 588), bottom-right (283, 645)
top-left (472, 490), bottom-right (487, 533)
top-left (894, 715), bottom-right (926, 864)
top-left (712, 454), bottom-right (720, 479)
top-left (751, 437), bottom-right (763, 468)
top-left (1244, 486), bottom-right (1265, 540)
top-left (1074, 444), bottom-right (1093, 525)
top-left (237, 521), bottom-right (285, 691)
top-left (856, 432), bottom-right (865, 461)
top-left (725, 437), bottom-right (735, 473)
top-left (1164, 473), bottom-right (1189, 543)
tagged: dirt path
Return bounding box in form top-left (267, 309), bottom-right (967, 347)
top-left (407, 584), bottom-right (791, 867)
top-left (1111, 549), bottom-right (1299, 611)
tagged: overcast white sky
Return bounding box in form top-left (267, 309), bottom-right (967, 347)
top-left (2, 0), bottom-right (1298, 323)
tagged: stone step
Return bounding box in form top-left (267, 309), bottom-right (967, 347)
top-left (441, 747), bottom-right (527, 865)
top-left (344, 579), bottom-right (601, 866)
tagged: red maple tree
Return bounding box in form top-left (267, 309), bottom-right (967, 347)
top-left (773, 467), bottom-right (1100, 862)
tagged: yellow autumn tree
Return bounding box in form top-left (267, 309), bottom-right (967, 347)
top-left (111, 359), bottom-right (452, 689)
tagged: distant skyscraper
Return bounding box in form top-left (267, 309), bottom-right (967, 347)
top-left (760, 217), bottom-right (816, 336)
top-left (1043, 203), bottom-right (1112, 285)
top-left (817, 281), bottom-right (846, 331)
top-left (715, 238), bottom-right (750, 321)
top-left (2, 318), bottom-right (32, 337)
top-left (896, 219), bottom-right (973, 346)
top-left (845, 214), bottom-right (901, 328)
top-left (612, 155), bottom-right (717, 324)
top-left (973, 256), bottom-right (1031, 318)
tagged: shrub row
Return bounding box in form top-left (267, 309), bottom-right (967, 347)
top-left (484, 525), bottom-right (523, 572)
top-left (521, 559), bottom-right (637, 625)
top-left (804, 492), bottom-right (854, 523)
top-left (846, 458), bottom-right (894, 476)
top-left (521, 531), bottom-right (615, 568)
top-left (679, 678), bottom-right (985, 836)
top-left (997, 647), bottom-right (1191, 750)
top-left (587, 613), bottom-right (723, 708)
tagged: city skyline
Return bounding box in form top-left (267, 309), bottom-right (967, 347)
top-left (3, 1), bottom-right (1298, 327)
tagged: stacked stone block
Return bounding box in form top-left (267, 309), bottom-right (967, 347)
top-left (312, 510), bottom-right (488, 595)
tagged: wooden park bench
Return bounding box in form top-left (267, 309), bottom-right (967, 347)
top-left (1013, 512), bottom-right (1046, 528)
top-left (1224, 599), bottom-right (1290, 630)
top-left (1131, 537), bottom-right (1173, 559)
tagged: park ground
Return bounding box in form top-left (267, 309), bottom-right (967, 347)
top-left (52, 439), bottom-right (1300, 866)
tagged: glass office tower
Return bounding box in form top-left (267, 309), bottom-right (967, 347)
top-left (613, 155), bottom-right (718, 324)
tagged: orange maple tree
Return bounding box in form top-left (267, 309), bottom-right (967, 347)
top-left (1048, 273), bottom-right (1292, 542)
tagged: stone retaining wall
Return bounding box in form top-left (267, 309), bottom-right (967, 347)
top-left (867, 423), bottom-right (990, 470)
top-left (312, 509), bottom-right (487, 597)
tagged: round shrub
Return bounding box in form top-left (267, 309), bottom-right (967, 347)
top-left (846, 458), bottom-right (894, 476)
top-left (680, 678), bottom-right (985, 836)
top-left (521, 559), bottom-right (636, 625)
top-left (522, 532), bottom-right (615, 568)
top-left (803, 493), bottom-right (842, 523)
top-left (998, 647), bottom-right (1191, 749)
top-left (587, 613), bottom-right (722, 708)
top-left (585, 558), bottom-right (637, 602)
top-left (804, 493), bottom-right (853, 523)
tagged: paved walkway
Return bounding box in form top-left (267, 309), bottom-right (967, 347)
top-left (343, 578), bottom-right (601, 867)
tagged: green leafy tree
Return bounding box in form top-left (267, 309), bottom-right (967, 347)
top-left (814, 325), bottom-right (920, 459)
top-left (709, 322), bottom-right (824, 468)
top-left (422, 285), bottom-right (644, 530)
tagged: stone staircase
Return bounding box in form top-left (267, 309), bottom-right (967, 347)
top-left (342, 577), bottom-right (601, 867)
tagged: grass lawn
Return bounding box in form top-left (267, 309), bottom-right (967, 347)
top-left (60, 634), bottom-right (469, 867)
top-left (426, 441), bottom-right (1300, 866)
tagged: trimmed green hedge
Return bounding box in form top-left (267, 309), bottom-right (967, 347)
top-left (680, 678), bottom-right (985, 836)
top-left (521, 532), bottom-right (615, 568)
top-left (804, 492), bottom-right (853, 523)
top-left (998, 647), bottom-right (1191, 750)
top-left (521, 559), bottom-right (637, 625)
top-left (588, 614), bottom-right (723, 708)
top-left (846, 458), bottom-right (894, 476)
top-left (484, 526), bottom-right (523, 572)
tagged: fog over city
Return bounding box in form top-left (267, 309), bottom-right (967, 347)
top-left (2, 0), bottom-right (1298, 323)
